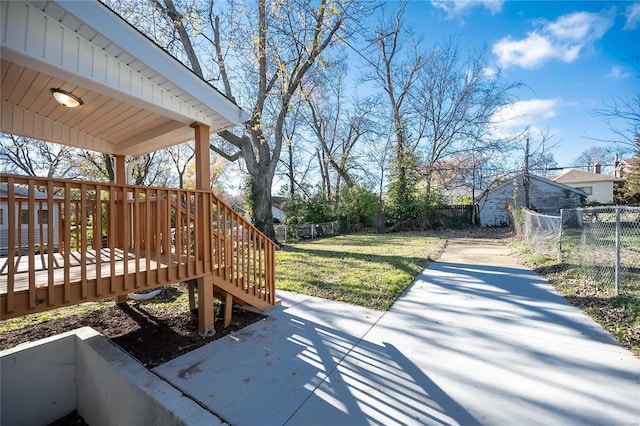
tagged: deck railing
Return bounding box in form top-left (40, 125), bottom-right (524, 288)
top-left (0, 174), bottom-right (276, 319)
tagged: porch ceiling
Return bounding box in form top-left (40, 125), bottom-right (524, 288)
top-left (0, 0), bottom-right (249, 157)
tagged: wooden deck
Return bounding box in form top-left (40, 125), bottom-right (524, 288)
top-left (0, 248), bottom-right (206, 319)
top-left (0, 174), bottom-right (276, 330)
top-left (0, 249), bottom-right (201, 294)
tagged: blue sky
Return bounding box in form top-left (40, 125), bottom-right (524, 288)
top-left (395, 0), bottom-right (639, 171)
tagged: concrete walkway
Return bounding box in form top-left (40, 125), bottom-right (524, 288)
top-left (155, 237), bottom-right (640, 425)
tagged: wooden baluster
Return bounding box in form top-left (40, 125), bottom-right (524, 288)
top-left (95, 185), bottom-right (102, 297)
top-left (63, 182), bottom-right (71, 302)
top-left (6, 177), bottom-right (15, 313)
top-left (80, 184), bottom-right (88, 299)
top-left (133, 187), bottom-right (141, 290)
top-left (27, 180), bottom-right (35, 308)
top-left (47, 181), bottom-right (55, 305)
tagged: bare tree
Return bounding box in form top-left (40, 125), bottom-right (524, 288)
top-left (276, 93), bottom-right (313, 200)
top-left (129, 151), bottom-right (172, 186)
top-left (301, 63), bottom-right (369, 202)
top-left (0, 135), bottom-right (75, 178)
top-left (110, 0), bottom-right (370, 240)
top-left (592, 92), bottom-right (640, 150)
top-left (167, 142), bottom-right (196, 188)
top-left (411, 38), bottom-right (518, 197)
top-left (363, 133), bottom-right (394, 202)
top-left (364, 1), bottom-right (427, 219)
top-left (75, 151), bottom-right (115, 182)
top-left (571, 145), bottom-right (615, 173)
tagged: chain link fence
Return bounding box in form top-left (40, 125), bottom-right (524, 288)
top-left (520, 210), bottom-right (562, 258)
top-left (559, 206), bottom-right (640, 296)
top-left (517, 206), bottom-right (640, 296)
top-left (274, 221), bottom-right (342, 243)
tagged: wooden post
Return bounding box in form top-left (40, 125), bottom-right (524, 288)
top-left (114, 155), bottom-right (128, 304)
top-left (193, 123), bottom-right (215, 336)
top-left (114, 155), bottom-right (126, 248)
top-left (524, 137), bottom-right (530, 209)
top-left (224, 292), bottom-right (233, 328)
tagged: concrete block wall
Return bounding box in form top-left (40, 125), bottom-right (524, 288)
top-left (1, 327), bottom-right (222, 426)
top-left (0, 331), bottom-right (77, 426)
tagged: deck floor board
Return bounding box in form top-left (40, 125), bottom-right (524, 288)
top-left (0, 249), bottom-right (190, 294)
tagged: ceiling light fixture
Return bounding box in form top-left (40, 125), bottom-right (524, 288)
top-left (51, 88), bottom-right (83, 108)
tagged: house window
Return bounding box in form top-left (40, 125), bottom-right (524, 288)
top-left (577, 186), bottom-right (592, 195)
top-left (41, 209), bottom-right (49, 225)
top-left (21, 209), bottom-right (29, 224)
top-left (0, 207), bottom-right (4, 226)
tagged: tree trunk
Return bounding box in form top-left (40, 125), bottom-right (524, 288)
top-left (249, 165), bottom-right (276, 241)
top-left (288, 142), bottom-right (295, 199)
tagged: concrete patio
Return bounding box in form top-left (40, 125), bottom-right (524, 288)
top-left (155, 238), bottom-right (640, 425)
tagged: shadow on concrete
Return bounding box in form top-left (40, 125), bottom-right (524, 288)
top-left (155, 297), bottom-right (480, 426)
top-left (155, 257), bottom-right (640, 426)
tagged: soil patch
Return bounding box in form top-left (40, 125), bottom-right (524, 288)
top-left (0, 284), bottom-right (265, 368)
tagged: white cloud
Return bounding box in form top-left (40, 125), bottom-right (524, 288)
top-left (545, 12), bottom-right (611, 41)
top-left (624, 3), bottom-right (640, 29)
top-left (431, 0), bottom-right (504, 17)
top-left (492, 11), bottom-right (614, 69)
top-left (482, 67), bottom-right (499, 78)
top-left (492, 32), bottom-right (554, 69)
top-left (490, 99), bottom-right (558, 138)
top-left (606, 66), bottom-right (632, 79)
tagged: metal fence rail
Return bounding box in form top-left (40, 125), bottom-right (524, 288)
top-left (519, 206), bottom-right (640, 296)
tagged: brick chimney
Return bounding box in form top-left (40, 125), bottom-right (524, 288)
top-left (614, 154), bottom-right (620, 178)
top-left (594, 163), bottom-right (601, 174)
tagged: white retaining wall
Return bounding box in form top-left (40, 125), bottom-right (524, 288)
top-left (1, 327), bottom-right (222, 426)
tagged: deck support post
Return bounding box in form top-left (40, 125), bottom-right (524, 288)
top-left (224, 292), bottom-right (233, 328)
top-left (114, 155), bottom-right (128, 304)
top-left (192, 123), bottom-right (215, 333)
top-left (198, 274), bottom-right (215, 336)
top-left (188, 280), bottom-right (196, 311)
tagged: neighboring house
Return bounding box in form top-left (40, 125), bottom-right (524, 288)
top-left (478, 174), bottom-right (584, 227)
top-left (613, 157), bottom-right (640, 204)
top-left (550, 166), bottom-right (616, 204)
top-left (614, 157), bottom-right (639, 179)
top-left (0, 183), bottom-right (60, 255)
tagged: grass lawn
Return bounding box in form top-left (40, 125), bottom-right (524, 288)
top-left (275, 232), bottom-right (445, 310)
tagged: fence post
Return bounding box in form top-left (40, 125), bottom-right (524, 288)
top-left (615, 206), bottom-right (621, 296)
top-left (558, 209), bottom-right (563, 263)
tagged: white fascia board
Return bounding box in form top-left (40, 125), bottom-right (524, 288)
top-left (57, 0), bottom-right (250, 126)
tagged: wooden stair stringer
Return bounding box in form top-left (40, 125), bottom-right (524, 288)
top-left (210, 272), bottom-right (275, 312)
